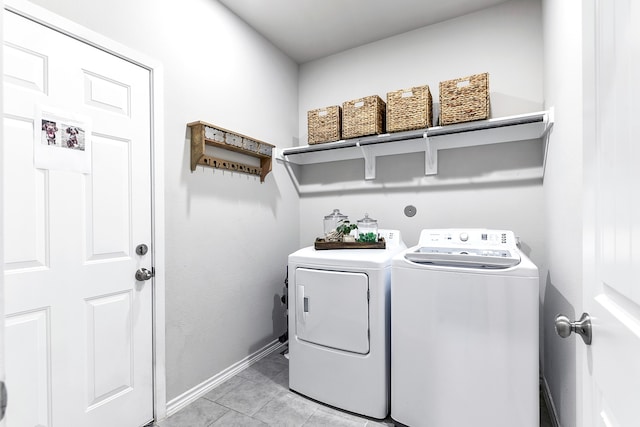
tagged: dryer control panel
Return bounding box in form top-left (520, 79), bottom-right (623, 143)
top-left (378, 229), bottom-right (403, 249)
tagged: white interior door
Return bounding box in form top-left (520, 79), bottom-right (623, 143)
top-left (583, 0), bottom-right (640, 426)
top-left (3, 10), bottom-right (153, 427)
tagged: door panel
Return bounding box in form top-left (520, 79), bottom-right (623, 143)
top-left (86, 135), bottom-right (131, 260)
top-left (86, 291), bottom-right (133, 407)
top-left (3, 10), bottom-right (153, 427)
top-left (5, 309), bottom-right (50, 427)
top-left (295, 268), bottom-right (369, 354)
top-left (3, 116), bottom-right (48, 270)
top-left (82, 70), bottom-right (131, 115)
top-left (3, 42), bottom-right (47, 94)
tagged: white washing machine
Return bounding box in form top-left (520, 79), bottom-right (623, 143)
top-left (391, 229), bottom-right (539, 427)
top-left (288, 230), bottom-right (406, 419)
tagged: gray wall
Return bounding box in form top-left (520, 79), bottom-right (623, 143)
top-left (27, 0), bottom-right (301, 402)
top-left (542, 1), bottom-right (584, 426)
top-left (296, 0), bottom-right (545, 265)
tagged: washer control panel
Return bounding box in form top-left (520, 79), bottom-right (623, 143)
top-left (417, 228), bottom-right (516, 249)
top-left (408, 229), bottom-right (521, 268)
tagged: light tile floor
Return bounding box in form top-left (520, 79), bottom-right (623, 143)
top-left (157, 348), bottom-right (554, 427)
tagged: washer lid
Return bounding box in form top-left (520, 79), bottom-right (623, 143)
top-left (404, 246), bottom-right (521, 268)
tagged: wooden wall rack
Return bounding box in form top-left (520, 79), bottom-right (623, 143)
top-left (188, 121), bottom-right (275, 182)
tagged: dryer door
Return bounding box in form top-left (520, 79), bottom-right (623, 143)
top-left (295, 268), bottom-right (369, 354)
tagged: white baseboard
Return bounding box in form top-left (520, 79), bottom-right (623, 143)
top-left (165, 339), bottom-right (287, 418)
top-left (541, 376), bottom-right (561, 427)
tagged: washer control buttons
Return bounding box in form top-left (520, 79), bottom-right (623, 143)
top-left (459, 232), bottom-right (469, 242)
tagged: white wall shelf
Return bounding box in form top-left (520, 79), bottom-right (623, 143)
top-left (277, 111), bottom-right (553, 184)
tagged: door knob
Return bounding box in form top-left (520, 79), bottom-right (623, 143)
top-left (135, 268), bottom-right (154, 281)
top-left (555, 312), bottom-right (592, 345)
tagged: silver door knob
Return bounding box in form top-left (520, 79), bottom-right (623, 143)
top-left (555, 312), bottom-right (592, 345)
top-left (135, 268), bottom-right (153, 281)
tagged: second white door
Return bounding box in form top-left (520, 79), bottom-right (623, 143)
top-left (582, 0), bottom-right (640, 426)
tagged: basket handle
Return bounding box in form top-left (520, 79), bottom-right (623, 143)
top-left (456, 80), bottom-right (471, 88)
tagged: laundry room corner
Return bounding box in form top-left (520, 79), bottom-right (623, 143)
top-left (294, 3), bottom-right (549, 420)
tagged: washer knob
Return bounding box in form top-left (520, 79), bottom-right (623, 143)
top-left (459, 232), bottom-right (469, 242)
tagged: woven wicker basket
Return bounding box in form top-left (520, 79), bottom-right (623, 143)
top-left (439, 73), bottom-right (490, 125)
top-left (342, 95), bottom-right (386, 139)
top-left (387, 85), bottom-right (433, 132)
top-left (308, 106), bottom-right (342, 144)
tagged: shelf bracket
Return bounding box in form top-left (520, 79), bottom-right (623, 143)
top-left (541, 107), bottom-right (555, 180)
top-left (424, 132), bottom-right (438, 175)
top-left (357, 142), bottom-right (376, 180)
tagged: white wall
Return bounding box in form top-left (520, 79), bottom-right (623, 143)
top-left (541, 1), bottom-right (584, 426)
top-left (27, 0), bottom-right (301, 402)
top-left (297, 0), bottom-right (545, 267)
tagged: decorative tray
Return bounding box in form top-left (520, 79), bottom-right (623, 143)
top-left (314, 237), bottom-right (386, 250)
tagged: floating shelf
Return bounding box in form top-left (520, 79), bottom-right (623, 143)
top-left (189, 121), bottom-right (275, 183)
top-left (277, 110), bottom-right (553, 181)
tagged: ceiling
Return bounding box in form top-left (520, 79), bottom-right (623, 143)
top-left (217, 0), bottom-right (510, 63)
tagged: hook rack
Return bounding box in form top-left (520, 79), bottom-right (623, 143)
top-left (188, 121), bottom-right (275, 183)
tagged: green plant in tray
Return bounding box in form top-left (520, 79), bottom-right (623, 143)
top-left (358, 232), bottom-right (378, 243)
top-left (336, 221), bottom-right (357, 236)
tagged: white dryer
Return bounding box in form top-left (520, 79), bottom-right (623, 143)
top-left (391, 229), bottom-right (539, 427)
top-left (288, 230), bottom-right (406, 419)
